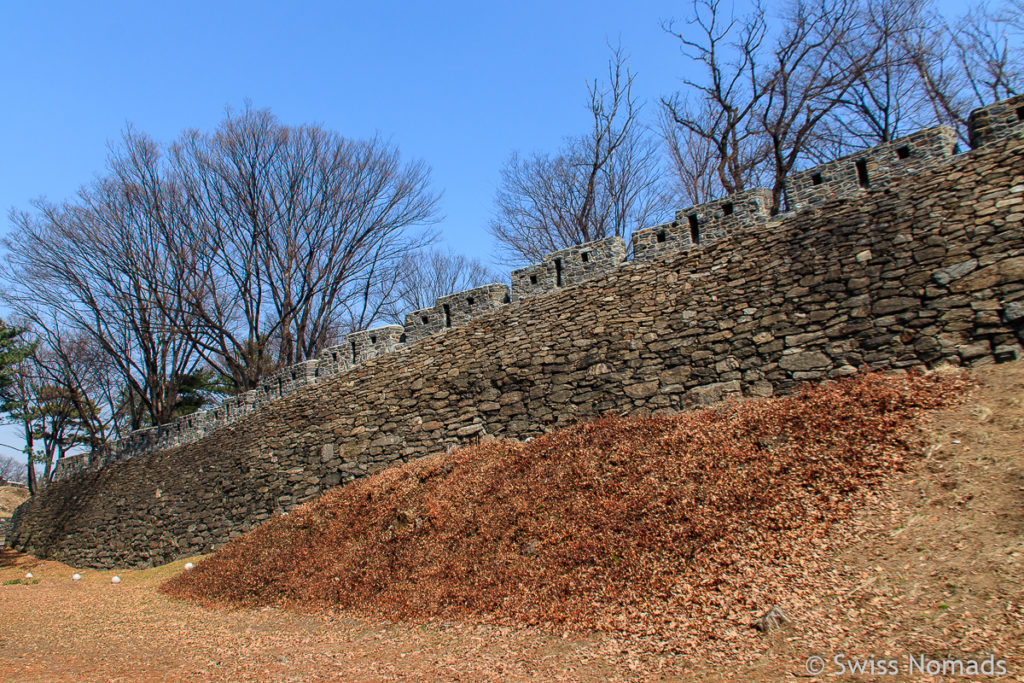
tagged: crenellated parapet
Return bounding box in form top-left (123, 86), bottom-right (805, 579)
top-left (49, 95), bottom-right (1024, 484)
top-left (256, 360), bottom-right (321, 404)
top-left (316, 344), bottom-right (354, 378)
top-left (968, 94), bottom-right (1024, 148)
top-left (346, 325), bottom-right (405, 364)
top-left (511, 236), bottom-right (626, 301)
top-left (404, 283), bottom-right (510, 343)
top-left (632, 188), bottom-right (774, 261)
top-left (785, 126), bottom-right (957, 212)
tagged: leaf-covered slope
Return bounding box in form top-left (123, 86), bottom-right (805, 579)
top-left (163, 372), bottom-right (968, 638)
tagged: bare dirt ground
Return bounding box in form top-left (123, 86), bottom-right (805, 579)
top-left (1, 362), bottom-right (1022, 681)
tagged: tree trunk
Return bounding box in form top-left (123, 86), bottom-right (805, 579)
top-left (24, 422), bottom-right (36, 496)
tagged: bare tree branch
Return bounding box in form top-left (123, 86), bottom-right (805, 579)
top-left (491, 46), bottom-right (671, 264)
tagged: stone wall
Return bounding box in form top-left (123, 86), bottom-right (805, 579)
top-left (404, 283), bottom-right (510, 343)
top-left (33, 122), bottom-right (971, 482)
top-left (8, 97), bottom-right (1024, 568)
top-left (632, 188), bottom-right (775, 261)
top-left (510, 237), bottom-right (626, 302)
top-left (785, 126), bottom-right (958, 211)
top-left (968, 93), bottom-right (1024, 148)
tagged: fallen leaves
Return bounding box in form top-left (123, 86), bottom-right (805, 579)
top-left (162, 370), bottom-right (974, 663)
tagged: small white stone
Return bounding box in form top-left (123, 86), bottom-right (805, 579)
top-left (72, 573), bottom-right (81, 582)
top-left (111, 576), bottom-right (121, 584)
top-left (24, 572), bottom-right (33, 580)
top-left (184, 562), bottom-right (194, 571)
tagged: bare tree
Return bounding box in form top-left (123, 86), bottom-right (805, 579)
top-left (166, 107), bottom-right (439, 389)
top-left (661, 0), bottom-right (772, 200)
top-left (3, 108), bottom-right (440, 408)
top-left (20, 366), bottom-right (93, 483)
top-left (907, 1), bottom-right (1023, 142)
top-left (491, 46), bottom-right (670, 264)
top-left (0, 455), bottom-right (26, 484)
top-left (660, 106), bottom-right (726, 206)
top-left (381, 249), bottom-right (500, 322)
top-left (31, 324), bottom-right (124, 443)
top-left (663, 0), bottom-right (885, 213)
top-left (14, 325), bottom-right (114, 448)
top-left (759, 0), bottom-right (874, 211)
top-left (822, 0), bottom-right (935, 153)
top-left (3, 133), bottom-right (203, 428)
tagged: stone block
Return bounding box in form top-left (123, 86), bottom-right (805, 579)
top-left (345, 325), bottom-right (405, 365)
top-left (785, 126), bottom-right (956, 212)
top-left (511, 236), bottom-right (626, 301)
top-left (967, 94), bottom-right (1024, 147)
top-left (632, 188), bottom-right (773, 261)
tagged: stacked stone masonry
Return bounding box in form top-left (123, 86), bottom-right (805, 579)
top-left (785, 126), bottom-right (958, 211)
top-left (510, 236), bottom-right (626, 301)
top-left (9, 96), bottom-right (1024, 568)
top-left (633, 188), bottom-right (775, 261)
top-left (404, 283), bottom-right (510, 344)
top-left (968, 93), bottom-right (1024, 148)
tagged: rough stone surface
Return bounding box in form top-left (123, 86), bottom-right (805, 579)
top-left (632, 188), bottom-right (774, 261)
top-left (933, 259), bottom-right (979, 286)
top-left (9, 100), bottom-right (1024, 569)
top-left (404, 283), bottom-right (510, 344)
top-left (511, 236), bottom-right (626, 302)
top-left (786, 126), bottom-right (957, 211)
top-left (968, 93), bottom-right (1024, 148)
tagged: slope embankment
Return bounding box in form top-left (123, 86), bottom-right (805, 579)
top-left (162, 372), bottom-right (969, 641)
top-left (8, 132), bottom-right (1024, 569)
top-left (2, 364), bottom-right (1021, 679)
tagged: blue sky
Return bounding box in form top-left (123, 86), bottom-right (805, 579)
top-left (0, 0), bottom-right (973, 461)
top-left (0, 0), bottom-right (696, 273)
top-left (0, 0), bottom-right (696, 460)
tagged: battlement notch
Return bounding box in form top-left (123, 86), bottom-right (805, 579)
top-left (511, 236), bottom-right (625, 301)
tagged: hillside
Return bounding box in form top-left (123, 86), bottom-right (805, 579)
top-left (0, 486), bottom-right (29, 519)
top-left (2, 363), bottom-right (1020, 679)
top-left (163, 371), bottom-right (980, 655)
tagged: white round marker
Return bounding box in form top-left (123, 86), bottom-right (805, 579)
top-left (111, 576), bottom-right (121, 584)
top-left (72, 573), bottom-right (81, 582)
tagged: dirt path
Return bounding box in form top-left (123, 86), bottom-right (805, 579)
top-left (0, 549), bottom-right (635, 681)
top-left (2, 363), bottom-right (1022, 681)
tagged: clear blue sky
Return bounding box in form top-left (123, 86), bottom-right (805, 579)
top-left (0, 0), bottom-right (970, 462)
top-left (0, 0), bottom-right (696, 461)
top-left (0, 0), bottom-right (696, 272)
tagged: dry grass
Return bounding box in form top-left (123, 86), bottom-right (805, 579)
top-left (2, 364), bottom-right (1022, 680)
top-left (0, 485), bottom-right (29, 519)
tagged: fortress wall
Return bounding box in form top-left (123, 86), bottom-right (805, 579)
top-left (9, 127), bottom-right (1024, 568)
top-left (510, 236), bottom-right (627, 301)
top-left (785, 126), bottom-right (958, 211)
top-left (404, 283), bottom-right (511, 344)
top-left (48, 99), bottom-right (1024, 483)
top-left (632, 188), bottom-right (775, 261)
top-left (969, 93), bottom-right (1024, 148)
